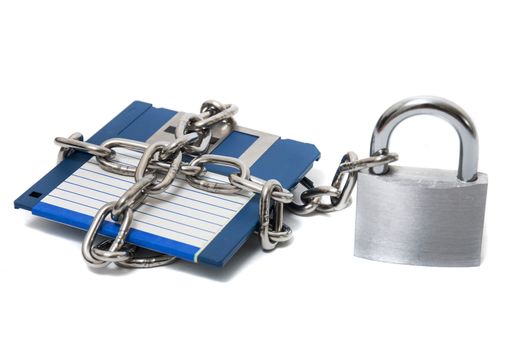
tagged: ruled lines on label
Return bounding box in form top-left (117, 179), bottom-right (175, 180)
top-left (41, 148), bottom-right (253, 249)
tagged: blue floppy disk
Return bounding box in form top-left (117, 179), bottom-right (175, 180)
top-left (14, 101), bottom-right (320, 267)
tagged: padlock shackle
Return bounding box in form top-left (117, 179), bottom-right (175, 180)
top-left (370, 96), bottom-right (479, 182)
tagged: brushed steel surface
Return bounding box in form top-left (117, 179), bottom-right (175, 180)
top-left (354, 166), bottom-right (488, 267)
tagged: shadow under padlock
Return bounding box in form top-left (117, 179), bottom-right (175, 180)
top-left (354, 96), bottom-right (488, 267)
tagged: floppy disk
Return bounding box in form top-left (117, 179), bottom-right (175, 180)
top-left (14, 101), bottom-right (320, 267)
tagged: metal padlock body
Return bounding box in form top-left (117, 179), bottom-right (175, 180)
top-left (354, 96), bottom-right (488, 267)
top-left (355, 166), bottom-right (487, 266)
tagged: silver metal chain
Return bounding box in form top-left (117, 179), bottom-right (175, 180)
top-left (55, 100), bottom-right (399, 269)
top-left (288, 151), bottom-right (399, 216)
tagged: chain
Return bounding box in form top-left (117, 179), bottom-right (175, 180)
top-left (55, 100), bottom-right (399, 269)
top-left (287, 151), bottom-right (399, 216)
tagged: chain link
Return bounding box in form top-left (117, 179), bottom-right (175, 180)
top-left (256, 180), bottom-right (293, 250)
top-left (56, 100), bottom-right (399, 269)
top-left (55, 133), bottom-right (114, 163)
top-left (81, 202), bottom-right (133, 267)
top-left (228, 174), bottom-right (294, 204)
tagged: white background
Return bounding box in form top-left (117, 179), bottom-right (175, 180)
top-left (1, 1), bottom-right (523, 349)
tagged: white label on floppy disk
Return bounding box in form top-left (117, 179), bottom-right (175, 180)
top-left (40, 148), bottom-right (254, 257)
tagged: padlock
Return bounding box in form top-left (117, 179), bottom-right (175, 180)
top-left (354, 96), bottom-right (488, 267)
